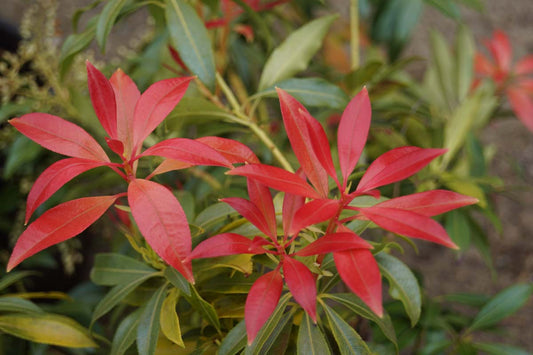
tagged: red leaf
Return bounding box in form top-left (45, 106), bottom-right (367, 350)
top-left (247, 179), bottom-right (277, 237)
top-left (474, 53), bottom-right (495, 76)
top-left (515, 55), bottom-right (533, 75)
top-left (295, 232), bottom-right (372, 256)
top-left (9, 113), bottom-right (110, 162)
top-left (149, 159), bottom-right (193, 177)
top-left (277, 88), bottom-right (329, 197)
top-left (140, 138), bottom-right (233, 168)
top-left (110, 68), bottom-right (140, 158)
top-left (282, 190), bottom-right (305, 238)
top-left (128, 179), bottom-right (194, 282)
top-left (375, 190), bottom-right (478, 217)
top-left (334, 249), bottom-right (383, 317)
top-left (196, 136), bottom-right (259, 164)
top-left (188, 233), bottom-right (265, 260)
top-left (245, 270), bottom-right (283, 345)
top-left (222, 197), bottom-right (274, 239)
top-left (358, 206), bottom-right (458, 249)
top-left (487, 30), bottom-right (512, 72)
top-left (132, 77), bottom-right (193, 150)
top-left (282, 257), bottom-right (317, 321)
top-left (86, 61), bottom-right (117, 138)
top-left (105, 138), bottom-right (125, 157)
top-left (356, 146), bottom-right (446, 193)
top-left (289, 199), bottom-right (339, 236)
top-left (337, 88), bottom-right (371, 189)
top-left (25, 158), bottom-right (107, 224)
top-left (228, 164), bottom-right (320, 199)
top-left (8, 195), bottom-right (117, 271)
top-left (507, 87), bottom-right (533, 133)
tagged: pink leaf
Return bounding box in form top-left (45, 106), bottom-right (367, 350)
top-left (515, 55), bottom-right (533, 75)
top-left (9, 113), bottom-right (110, 162)
top-left (196, 136), bottom-right (259, 164)
top-left (140, 138), bottom-right (233, 168)
top-left (86, 61), bottom-right (117, 138)
top-left (110, 68), bottom-right (140, 157)
top-left (8, 195), bottom-right (118, 271)
top-left (289, 199), bottom-right (339, 236)
top-left (188, 233), bottom-right (265, 260)
top-left (25, 158), bottom-right (108, 224)
top-left (375, 190), bottom-right (478, 217)
top-left (277, 88), bottom-right (329, 197)
top-left (282, 257), bottom-right (317, 322)
top-left (132, 77), bottom-right (193, 150)
top-left (356, 146), bottom-right (446, 193)
top-left (128, 179), bottom-right (194, 282)
top-left (105, 138), bottom-right (125, 157)
top-left (487, 30), bottom-right (512, 73)
top-left (245, 270), bottom-right (283, 345)
top-left (282, 190), bottom-right (305, 238)
top-left (507, 87), bottom-right (533, 133)
top-left (222, 197), bottom-right (274, 239)
top-left (334, 249), bottom-right (383, 317)
top-left (358, 206), bottom-right (458, 249)
top-left (228, 164), bottom-right (320, 199)
top-left (337, 88), bottom-right (371, 189)
top-left (295, 232), bottom-right (372, 256)
top-left (149, 159), bottom-right (193, 177)
top-left (247, 179), bottom-right (277, 237)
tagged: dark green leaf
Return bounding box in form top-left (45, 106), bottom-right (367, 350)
top-left (297, 312), bottom-right (331, 355)
top-left (4, 136), bottom-right (42, 179)
top-left (90, 253), bottom-right (157, 286)
top-left (445, 210), bottom-right (471, 251)
top-left (195, 202), bottom-right (238, 231)
top-left (96, 0), bottom-right (129, 50)
top-left (110, 309), bottom-right (142, 355)
top-left (472, 342), bottom-right (532, 355)
top-left (0, 271), bottom-right (39, 291)
top-left (184, 286), bottom-right (220, 331)
top-left (163, 267), bottom-right (191, 297)
top-left (59, 19), bottom-right (97, 78)
top-left (0, 297), bottom-right (42, 314)
top-left (246, 307), bottom-right (292, 355)
top-left (72, 0), bottom-right (103, 31)
top-left (424, 0), bottom-right (461, 19)
top-left (219, 319), bottom-right (247, 355)
top-left (137, 283), bottom-right (168, 355)
top-left (443, 293), bottom-right (490, 308)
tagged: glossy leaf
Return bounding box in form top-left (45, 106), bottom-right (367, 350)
top-left (25, 158), bottom-right (107, 223)
top-left (189, 233), bottom-right (265, 260)
top-left (356, 147), bottom-right (446, 192)
top-left (282, 257), bottom-right (317, 321)
top-left (110, 309), bottom-right (142, 355)
top-left (219, 319), bottom-right (247, 355)
top-left (228, 164), bottom-right (320, 199)
top-left (469, 283), bottom-right (533, 332)
top-left (247, 179), bottom-right (277, 236)
top-left (0, 313), bottom-right (97, 348)
top-left (197, 136), bottom-right (260, 164)
top-left (86, 61), bottom-right (117, 138)
top-left (258, 14), bottom-right (337, 90)
top-left (166, 0), bottom-right (216, 90)
top-left (8, 195), bottom-right (118, 271)
top-left (297, 311), bottom-right (331, 355)
top-left (337, 88), bottom-right (371, 189)
top-left (90, 253), bottom-right (157, 286)
top-left (334, 249), bottom-right (383, 317)
top-left (9, 113), bottom-right (110, 162)
top-left (221, 198), bottom-right (274, 239)
top-left (163, 267), bottom-right (191, 297)
top-left (375, 253), bottom-right (421, 326)
top-left (295, 232), bottom-right (372, 256)
top-left (359, 206), bottom-right (458, 249)
top-left (160, 288), bottom-right (184, 347)
top-left (128, 179), bottom-right (193, 282)
top-left (136, 284), bottom-right (167, 355)
top-left (282, 190), bottom-right (306, 238)
top-left (96, 0), bottom-right (129, 50)
top-left (245, 270), bottom-right (283, 344)
top-left (289, 199), bottom-right (339, 236)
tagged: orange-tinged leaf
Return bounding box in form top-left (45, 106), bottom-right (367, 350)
top-left (132, 77), bottom-right (193, 150)
top-left (282, 257), bottom-right (317, 321)
top-left (295, 232), bottom-right (372, 256)
top-left (196, 136), bottom-right (259, 164)
top-left (289, 199), bottom-right (339, 236)
top-left (338, 88), bottom-right (371, 189)
top-left (9, 113), bottom-right (110, 162)
top-left (25, 158), bottom-right (108, 224)
top-left (334, 249), bottom-right (383, 317)
top-left (188, 233), bottom-right (265, 260)
top-left (127, 179), bottom-right (193, 282)
top-left (86, 61), bottom-right (117, 139)
top-left (245, 270), bottom-right (283, 344)
top-left (8, 195), bottom-right (118, 271)
top-left (149, 159), bottom-right (193, 177)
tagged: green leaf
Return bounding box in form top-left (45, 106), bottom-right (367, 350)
top-left (96, 0), bottom-right (129, 50)
top-left (297, 312), bottom-right (331, 355)
top-left (0, 297), bottom-right (42, 314)
top-left (430, 30), bottom-right (455, 108)
top-left (90, 253), bottom-right (157, 286)
top-left (424, 0), bottom-right (461, 19)
top-left (321, 293), bottom-right (397, 348)
top-left (247, 307), bottom-right (292, 355)
top-left (110, 309), bottom-right (142, 355)
top-left (165, 0), bottom-right (216, 91)
top-left (163, 267), bottom-right (191, 297)
top-left (255, 78), bottom-right (349, 109)
top-left (468, 283), bottom-right (533, 332)
top-left (218, 319), bottom-right (247, 355)
top-left (258, 14), bottom-right (337, 91)
top-left (445, 210), bottom-right (471, 250)
top-left (195, 202), bottom-right (238, 232)
top-left (160, 288), bottom-right (184, 347)
top-left (0, 313), bottom-right (97, 348)
top-left (321, 302), bottom-right (371, 355)
top-left (137, 283), bottom-right (168, 355)
top-left (59, 19), bottom-right (97, 78)
top-left (443, 293), bottom-right (490, 308)
top-left (375, 253), bottom-right (421, 326)
top-left (4, 136), bottom-right (42, 179)
top-left (184, 286), bottom-right (221, 331)
top-left (455, 24), bottom-right (475, 101)
top-left (0, 271), bottom-right (39, 292)
top-left (72, 0), bottom-right (103, 31)
top-left (92, 271), bottom-right (159, 324)
top-left (165, 97), bottom-right (233, 131)
top-left (472, 342), bottom-right (532, 355)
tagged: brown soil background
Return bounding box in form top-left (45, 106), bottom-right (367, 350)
top-left (1, 0), bottom-right (532, 352)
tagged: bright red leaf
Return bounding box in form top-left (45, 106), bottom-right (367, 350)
top-left (196, 136), bottom-right (259, 164)
top-left (247, 179), bottom-right (277, 238)
top-left (282, 190), bottom-right (305, 239)
top-left (221, 197), bottom-right (275, 239)
top-left (86, 61), bottom-right (117, 139)
top-left (289, 199), bottom-right (339, 236)
top-left (507, 87), bottom-right (533, 132)
top-left (295, 232), bottom-right (372, 256)
top-left (188, 233), bottom-right (265, 260)
top-left (282, 257), bottom-right (317, 322)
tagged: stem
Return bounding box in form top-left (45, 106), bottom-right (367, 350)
top-left (350, 0), bottom-right (359, 71)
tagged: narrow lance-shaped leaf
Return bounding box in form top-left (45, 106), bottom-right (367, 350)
top-left (128, 179), bottom-right (193, 282)
top-left (334, 249), bottom-right (383, 317)
top-left (297, 312), bottom-right (331, 355)
top-left (137, 284), bottom-right (168, 355)
top-left (221, 198), bottom-right (274, 239)
top-left (188, 233), bottom-right (265, 260)
top-left (245, 270), bottom-right (283, 344)
top-left (95, 0), bottom-right (129, 50)
top-left (486, 30), bottom-right (512, 72)
top-left (90, 253), bottom-right (157, 286)
top-left (197, 136), bottom-right (260, 164)
top-left (295, 232), bottom-right (372, 256)
top-left (25, 158), bottom-right (107, 224)
top-left (289, 199), bottom-right (339, 236)
top-left (282, 257), bottom-right (317, 321)
top-left (160, 288), bottom-right (184, 347)
top-left (247, 179), bottom-right (277, 237)
top-left (8, 195), bottom-right (118, 271)
top-left (86, 61), bottom-right (117, 138)
top-left (110, 309), bottom-right (142, 355)
top-left (282, 190), bottom-right (305, 238)
top-left (9, 113), bottom-right (110, 162)
top-left (507, 87), bottom-right (533, 133)
top-left (338, 88), bottom-right (371, 189)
